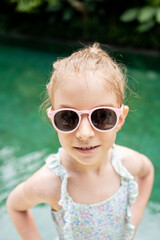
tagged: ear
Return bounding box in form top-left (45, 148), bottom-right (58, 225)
top-left (116, 105), bottom-right (129, 132)
top-left (46, 107), bottom-right (52, 124)
top-left (46, 106), bottom-right (53, 116)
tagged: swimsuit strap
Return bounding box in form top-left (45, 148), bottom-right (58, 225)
top-left (46, 149), bottom-right (73, 239)
top-left (112, 144), bottom-right (139, 237)
top-left (46, 148), bottom-right (70, 206)
top-left (112, 144), bottom-right (135, 180)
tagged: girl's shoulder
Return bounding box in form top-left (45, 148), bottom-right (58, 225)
top-left (115, 144), bottom-right (152, 178)
top-left (22, 164), bottom-right (61, 208)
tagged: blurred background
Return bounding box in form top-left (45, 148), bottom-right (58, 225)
top-left (0, 0), bottom-right (160, 239)
top-left (0, 0), bottom-right (160, 50)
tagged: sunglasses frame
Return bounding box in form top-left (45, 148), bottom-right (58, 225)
top-left (47, 105), bottom-right (123, 133)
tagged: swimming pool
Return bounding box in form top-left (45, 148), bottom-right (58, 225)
top-left (0, 38), bottom-right (160, 239)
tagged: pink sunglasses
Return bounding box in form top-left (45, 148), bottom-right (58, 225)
top-left (47, 105), bottom-right (123, 133)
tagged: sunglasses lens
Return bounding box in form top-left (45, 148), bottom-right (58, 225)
top-left (91, 109), bottom-right (117, 130)
top-left (54, 110), bottom-right (79, 132)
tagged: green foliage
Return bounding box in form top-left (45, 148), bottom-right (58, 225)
top-left (0, 0), bottom-right (160, 50)
top-left (8, 0), bottom-right (160, 33)
top-left (120, 8), bottom-right (139, 22)
top-left (121, 3), bottom-right (160, 32)
top-left (47, 0), bottom-right (61, 7)
top-left (147, 0), bottom-right (160, 6)
top-left (137, 20), bottom-right (155, 32)
top-left (156, 7), bottom-right (160, 23)
top-left (11, 0), bottom-right (43, 12)
top-left (62, 8), bottom-right (73, 21)
top-left (137, 6), bottom-right (155, 23)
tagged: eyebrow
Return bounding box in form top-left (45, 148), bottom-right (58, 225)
top-left (58, 104), bottom-right (75, 109)
top-left (58, 104), bottom-right (116, 109)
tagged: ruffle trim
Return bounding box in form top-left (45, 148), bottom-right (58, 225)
top-left (112, 145), bottom-right (139, 239)
top-left (46, 148), bottom-right (68, 177)
top-left (58, 172), bottom-right (73, 240)
top-left (46, 149), bottom-right (73, 239)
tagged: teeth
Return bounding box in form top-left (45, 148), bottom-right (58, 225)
top-left (80, 146), bottom-right (95, 150)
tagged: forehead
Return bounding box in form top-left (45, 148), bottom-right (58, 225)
top-left (52, 71), bottom-right (119, 109)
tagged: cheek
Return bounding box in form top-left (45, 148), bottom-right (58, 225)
top-left (57, 132), bottom-right (72, 148)
top-left (101, 130), bottom-right (117, 147)
top-left (57, 133), bottom-right (65, 146)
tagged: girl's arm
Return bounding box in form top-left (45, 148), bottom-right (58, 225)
top-left (6, 182), bottom-right (42, 240)
top-left (119, 146), bottom-right (154, 237)
top-left (131, 154), bottom-right (154, 229)
top-left (6, 165), bottom-right (60, 240)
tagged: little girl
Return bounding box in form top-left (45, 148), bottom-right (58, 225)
top-left (7, 43), bottom-right (154, 240)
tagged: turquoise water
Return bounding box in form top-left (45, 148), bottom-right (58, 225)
top-left (0, 39), bottom-right (160, 239)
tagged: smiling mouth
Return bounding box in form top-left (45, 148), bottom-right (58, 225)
top-left (74, 145), bottom-right (100, 153)
top-left (76, 146), bottom-right (98, 150)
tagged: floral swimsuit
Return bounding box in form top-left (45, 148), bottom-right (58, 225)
top-left (46, 144), bottom-right (138, 240)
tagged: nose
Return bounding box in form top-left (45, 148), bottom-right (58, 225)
top-left (75, 115), bottom-right (95, 141)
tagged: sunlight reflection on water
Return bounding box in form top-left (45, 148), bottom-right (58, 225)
top-left (0, 146), bottom-right (47, 213)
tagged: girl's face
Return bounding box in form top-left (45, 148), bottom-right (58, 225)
top-left (51, 72), bottom-right (128, 168)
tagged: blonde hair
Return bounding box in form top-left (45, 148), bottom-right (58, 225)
top-left (44, 43), bottom-right (127, 110)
